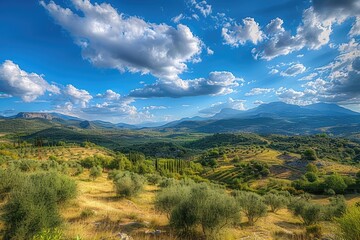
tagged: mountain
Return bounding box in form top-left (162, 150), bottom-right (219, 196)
top-left (14, 112), bottom-right (57, 120)
top-left (303, 103), bottom-right (359, 116)
top-left (160, 102), bottom-right (360, 135)
top-left (208, 102), bottom-right (359, 120)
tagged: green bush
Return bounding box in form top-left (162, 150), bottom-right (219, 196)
top-left (324, 174), bottom-right (347, 194)
top-left (337, 206), bottom-right (360, 240)
top-left (323, 195), bottom-right (347, 220)
top-left (3, 172), bottom-right (76, 239)
top-left (305, 172), bottom-right (318, 182)
top-left (302, 149), bottom-right (317, 161)
top-left (235, 191), bottom-right (267, 225)
top-left (112, 171), bottom-right (145, 197)
top-left (89, 166), bottom-right (102, 180)
top-left (155, 185), bottom-right (191, 219)
top-left (170, 184), bottom-right (240, 239)
top-left (305, 224), bottom-right (322, 239)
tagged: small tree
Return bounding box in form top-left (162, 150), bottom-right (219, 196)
top-left (113, 171), bottom-right (145, 197)
top-left (155, 185), bottom-right (190, 219)
top-left (289, 199), bottom-right (323, 225)
top-left (264, 193), bottom-right (289, 213)
top-left (89, 166), bottom-right (102, 180)
top-left (235, 191), bottom-right (267, 225)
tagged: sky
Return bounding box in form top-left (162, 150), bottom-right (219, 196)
top-left (0, 0), bottom-right (359, 123)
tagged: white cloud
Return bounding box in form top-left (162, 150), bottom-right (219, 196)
top-left (0, 60), bottom-right (60, 102)
top-left (206, 47), bottom-right (214, 55)
top-left (268, 69), bottom-right (279, 75)
top-left (63, 84), bottom-right (93, 108)
top-left (190, 0), bottom-right (212, 17)
top-left (276, 87), bottom-right (310, 105)
top-left (299, 72), bottom-right (318, 81)
top-left (253, 1), bottom-right (360, 60)
top-left (245, 88), bottom-right (274, 96)
top-left (129, 71), bottom-right (243, 98)
top-left (96, 89), bottom-right (120, 101)
top-left (41, 0), bottom-right (202, 80)
top-left (253, 100), bottom-right (264, 105)
top-left (350, 17), bottom-right (360, 37)
top-left (222, 17), bottom-right (264, 47)
top-left (280, 63), bottom-right (306, 77)
top-left (199, 98), bottom-right (246, 115)
top-left (172, 14), bottom-right (185, 23)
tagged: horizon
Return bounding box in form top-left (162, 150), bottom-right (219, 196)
top-left (5, 101), bottom-right (360, 125)
top-left (0, 0), bottom-right (359, 124)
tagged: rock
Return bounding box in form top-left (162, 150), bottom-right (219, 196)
top-left (116, 232), bottom-right (133, 240)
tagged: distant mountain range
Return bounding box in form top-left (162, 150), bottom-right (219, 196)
top-left (1, 102), bottom-right (360, 136)
top-left (157, 102), bottom-right (360, 136)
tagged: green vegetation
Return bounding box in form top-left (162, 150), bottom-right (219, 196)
top-left (337, 206), bottom-right (360, 240)
top-left (0, 130), bottom-right (358, 239)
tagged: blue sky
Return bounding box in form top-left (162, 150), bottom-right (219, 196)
top-left (0, 0), bottom-right (359, 123)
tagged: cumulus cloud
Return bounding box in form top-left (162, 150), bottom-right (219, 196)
top-left (273, 38), bottom-right (360, 105)
top-left (41, 0), bottom-right (202, 80)
top-left (276, 87), bottom-right (310, 105)
top-left (199, 98), bottom-right (246, 115)
top-left (245, 88), bottom-right (274, 96)
top-left (222, 18), bottom-right (264, 46)
top-left (312, 0), bottom-right (360, 23)
top-left (62, 84), bottom-right (93, 108)
top-left (129, 71), bottom-right (243, 98)
top-left (190, 0), bottom-right (212, 17)
top-left (0, 60), bottom-right (60, 102)
top-left (253, 1), bottom-right (359, 60)
top-left (96, 89), bottom-right (120, 101)
top-left (280, 63), bottom-right (306, 77)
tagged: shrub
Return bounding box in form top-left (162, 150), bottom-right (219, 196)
top-left (264, 193), bottom-right (289, 213)
top-left (305, 172), bottom-right (318, 182)
top-left (80, 208), bottom-right (96, 219)
top-left (89, 166), bottom-right (102, 180)
top-left (3, 172), bottom-right (76, 239)
top-left (306, 224), bottom-right (322, 239)
top-left (146, 173), bottom-right (162, 185)
top-left (302, 149), bottom-right (317, 161)
top-left (323, 195), bottom-right (346, 220)
top-left (235, 191), bottom-right (267, 225)
top-left (113, 171), bottom-right (145, 197)
top-left (324, 173), bottom-right (347, 194)
top-left (337, 206), bottom-right (360, 240)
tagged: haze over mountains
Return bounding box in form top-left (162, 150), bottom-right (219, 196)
top-left (1, 102), bottom-right (359, 137)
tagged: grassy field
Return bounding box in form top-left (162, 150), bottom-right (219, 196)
top-left (55, 170), bottom-right (360, 240)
